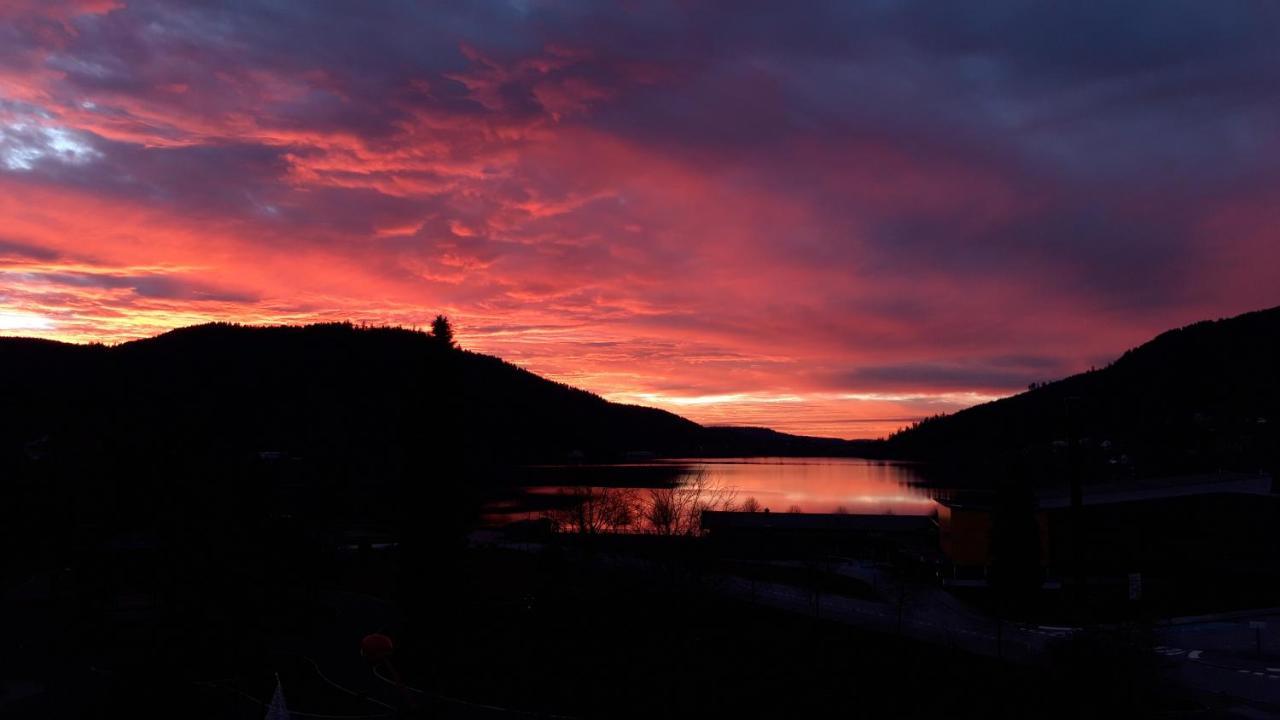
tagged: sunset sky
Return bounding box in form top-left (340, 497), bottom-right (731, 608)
top-left (2, 2), bottom-right (1278, 438)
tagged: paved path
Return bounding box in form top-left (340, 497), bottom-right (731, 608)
top-left (717, 559), bottom-right (1280, 713)
top-left (712, 573), bottom-right (1051, 662)
top-left (481, 538), bottom-right (1280, 714)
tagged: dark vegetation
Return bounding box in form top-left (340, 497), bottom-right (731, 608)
top-left (887, 305), bottom-right (1280, 483)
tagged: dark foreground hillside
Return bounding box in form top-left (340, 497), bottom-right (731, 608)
top-left (887, 305), bottom-right (1280, 481)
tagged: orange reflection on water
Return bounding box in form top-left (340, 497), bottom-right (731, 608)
top-left (665, 457), bottom-right (936, 515)
top-left (491, 457), bottom-right (938, 526)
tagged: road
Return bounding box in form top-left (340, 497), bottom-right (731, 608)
top-left (1154, 613), bottom-right (1280, 713)
top-left (472, 537), bottom-right (1280, 715)
top-left (706, 558), bottom-right (1280, 714)
top-left (711, 567), bottom-right (1056, 663)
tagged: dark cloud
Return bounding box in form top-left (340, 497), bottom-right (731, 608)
top-left (0, 237), bottom-right (60, 261)
top-left (23, 271), bottom-right (257, 303)
top-left (829, 356), bottom-right (1077, 393)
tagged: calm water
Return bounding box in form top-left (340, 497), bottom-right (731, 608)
top-left (656, 457), bottom-right (935, 515)
top-left (491, 457), bottom-right (937, 522)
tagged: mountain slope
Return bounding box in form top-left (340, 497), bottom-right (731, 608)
top-left (0, 322), bottom-right (867, 467)
top-left (886, 306), bottom-right (1280, 478)
top-left (0, 322), bottom-right (715, 467)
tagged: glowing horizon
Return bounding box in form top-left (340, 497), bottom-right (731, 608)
top-left (2, 2), bottom-right (1278, 439)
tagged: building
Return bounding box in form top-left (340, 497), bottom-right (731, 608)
top-left (937, 472), bottom-right (1278, 586)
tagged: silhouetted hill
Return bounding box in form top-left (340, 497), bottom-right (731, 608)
top-left (0, 323), bottom-right (698, 467)
top-left (0, 322), bottom-right (852, 469)
top-left (886, 306), bottom-right (1280, 480)
top-left (698, 425), bottom-right (882, 457)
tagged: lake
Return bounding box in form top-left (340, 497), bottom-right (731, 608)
top-left (487, 457), bottom-right (937, 528)
top-left (653, 457), bottom-right (936, 515)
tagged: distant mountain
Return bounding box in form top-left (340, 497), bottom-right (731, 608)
top-left (885, 306), bottom-right (1280, 480)
top-left (698, 425), bottom-right (883, 458)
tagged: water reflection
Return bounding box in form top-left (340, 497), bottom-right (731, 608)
top-left (489, 457), bottom-right (937, 530)
top-left (662, 457), bottom-right (934, 515)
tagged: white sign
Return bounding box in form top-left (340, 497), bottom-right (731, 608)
top-left (1250, 621), bottom-right (1267, 630)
